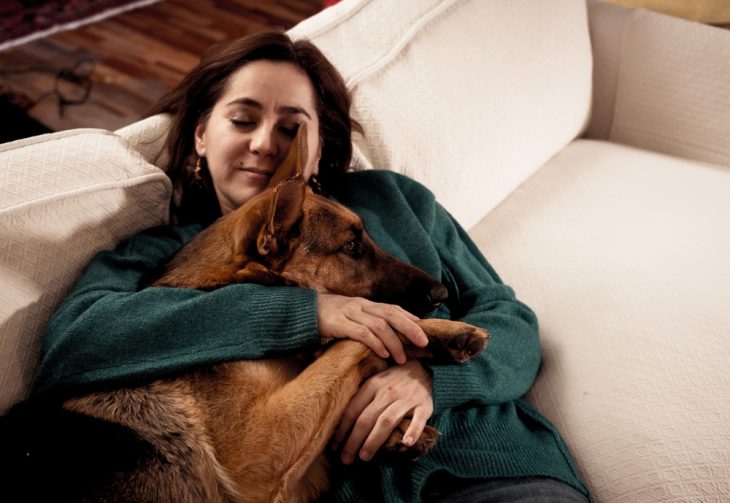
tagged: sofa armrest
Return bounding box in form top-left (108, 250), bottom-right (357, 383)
top-left (0, 130), bottom-right (171, 414)
top-left (585, 0), bottom-right (730, 168)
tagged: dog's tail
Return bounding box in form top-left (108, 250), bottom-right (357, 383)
top-left (0, 397), bottom-right (155, 502)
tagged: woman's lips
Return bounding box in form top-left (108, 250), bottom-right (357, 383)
top-left (239, 167), bottom-right (273, 180)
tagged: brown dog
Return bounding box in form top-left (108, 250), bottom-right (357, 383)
top-left (10, 125), bottom-right (489, 502)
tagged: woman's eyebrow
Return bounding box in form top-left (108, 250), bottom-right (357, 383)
top-left (226, 97), bottom-right (311, 119)
top-left (278, 105), bottom-right (312, 119)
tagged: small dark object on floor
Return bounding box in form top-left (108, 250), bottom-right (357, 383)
top-left (0, 90), bottom-right (52, 143)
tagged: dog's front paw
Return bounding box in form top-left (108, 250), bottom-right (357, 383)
top-left (380, 419), bottom-right (440, 461)
top-left (416, 319), bottom-right (489, 364)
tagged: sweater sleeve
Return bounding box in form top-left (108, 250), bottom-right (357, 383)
top-left (426, 203), bottom-right (541, 415)
top-left (32, 224), bottom-right (320, 397)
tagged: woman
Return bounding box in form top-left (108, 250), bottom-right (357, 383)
top-left (33, 31), bottom-right (589, 502)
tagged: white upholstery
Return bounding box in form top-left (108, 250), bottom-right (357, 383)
top-left (1, 0), bottom-right (729, 501)
top-left (0, 130), bottom-right (171, 413)
top-left (469, 140), bottom-right (730, 501)
top-left (115, 113), bottom-right (171, 167)
top-left (586, 0), bottom-right (730, 167)
top-left (290, 0), bottom-right (593, 230)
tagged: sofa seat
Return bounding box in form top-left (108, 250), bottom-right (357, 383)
top-left (469, 139), bottom-right (730, 501)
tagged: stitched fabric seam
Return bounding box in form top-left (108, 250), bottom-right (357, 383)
top-left (345, 0), bottom-right (463, 89)
top-left (0, 173), bottom-right (171, 217)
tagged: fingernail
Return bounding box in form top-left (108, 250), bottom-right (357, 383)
top-left (403, 435), bottom-right (414, 446)
top-left (360, 450), bottom-right (371, 461)
top-left (381, 350), bottom-right (390, 359)
top-left (419, 334), bottom-right (429, 347)
top-left (342, 453), bottom-right (353, 465)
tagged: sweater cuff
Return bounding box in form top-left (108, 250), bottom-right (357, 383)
top-left (429, 362), bottom-right (485, 414)
top-left (230, 285), bottom-right (320, 353)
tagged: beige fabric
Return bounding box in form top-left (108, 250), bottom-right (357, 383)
top-left (469, 139), bottom-right (730, 502)
top-left (0, 130), bottom-right (171, 413)
top-left (115, 114), bottom-right (171, 169)
top-left (291, 0), bottom-right (593, 230)
top-left (586, 0), bottom-right (730, 168)
top-left (604, 0), bottom-right (730, 24)
top-left (584, 0), bottom-right (633, 140)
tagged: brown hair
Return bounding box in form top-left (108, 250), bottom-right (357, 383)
top-left (149, 30), bottom-right (362, 225)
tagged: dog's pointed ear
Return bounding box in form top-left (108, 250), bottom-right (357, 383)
top-left (257, 177), bottom-right (306, 257)
top-left (268, 122), bottom-right (308, 188)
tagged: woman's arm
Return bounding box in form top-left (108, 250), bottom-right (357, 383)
top-left (428, 203), bottom-right (541, 414)
top-left (33, 224), bottom-right (320, 397)
top-left (328, 171), bottom-right (540, 462)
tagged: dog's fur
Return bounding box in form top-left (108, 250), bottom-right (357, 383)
top-left (1, 125), bottom-right (489, 503)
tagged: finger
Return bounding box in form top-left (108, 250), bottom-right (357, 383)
top-left (332, 381), bottom-right (377, 451)
top-left (364, 303), bottom-right (428, 349)
top-left (338, 317), bottom-right (390, 359)
top-left (348, 310), bottom-right (407, 364)
top-left (358, 402), bottom-right (412, 462)
top-left (402, 406), bottom-right (430, 447)
top-left (340, 401), bottom-right (384, 465)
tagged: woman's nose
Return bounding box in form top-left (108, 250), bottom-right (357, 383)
top-left (250, 126), bottom-right (277, 157)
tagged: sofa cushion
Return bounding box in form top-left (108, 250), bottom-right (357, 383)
top-left (469, 139), bottom-right (730, 502)
top-left (290, 0), bottom-right (593, 230)
top-left (115, 114), bottom-right (171, 169)
top-left (0, 129), bottom-right (171, 414)
top-left (586, 0), bottom-right (730, 168)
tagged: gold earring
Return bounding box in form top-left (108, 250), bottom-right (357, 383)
top-left (308, 174), bottom-right (324, 195)
top-left (194, 157), bottom-right (203, 182)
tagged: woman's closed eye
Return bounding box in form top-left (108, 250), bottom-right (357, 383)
top-left (279, 123), bottom-right (300, 138)
top-left (230, 118), bottom-right (299, 139)
top-left (230, 118), bottom-right (255, 128)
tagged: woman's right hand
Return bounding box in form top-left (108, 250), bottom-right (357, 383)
top-left (317, 293), bottom-right (429, 364)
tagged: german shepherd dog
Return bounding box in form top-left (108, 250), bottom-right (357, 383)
top-left (1, 125), bottom-right (489, 502)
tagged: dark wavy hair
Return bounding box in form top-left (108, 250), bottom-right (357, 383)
top-left (149, 30), bottom-right (362, 225)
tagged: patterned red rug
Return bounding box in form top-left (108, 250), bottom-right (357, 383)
top-left (0, 0), bottom-right (159, 51)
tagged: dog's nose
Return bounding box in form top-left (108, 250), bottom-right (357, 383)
top-left (427, 283), bottom-right (448, 308)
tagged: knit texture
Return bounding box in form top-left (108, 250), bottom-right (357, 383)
top-left (32, 170), bottom-right (587, 501)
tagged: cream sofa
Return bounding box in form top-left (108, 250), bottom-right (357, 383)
top-left (2, 0), bottom-right (729, 501)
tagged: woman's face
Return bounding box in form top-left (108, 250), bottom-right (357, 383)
top-left (194, 60), bottom-right (322, 215)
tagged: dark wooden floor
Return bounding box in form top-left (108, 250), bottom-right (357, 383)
top-left (0, 0), bottom-right (323, 132)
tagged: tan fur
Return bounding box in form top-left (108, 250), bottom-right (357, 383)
top-left (60, 125), bottom-right (490, 502)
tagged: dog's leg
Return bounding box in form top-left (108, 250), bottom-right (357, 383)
top-left (213, 340), bottom-right (384, 503)
top-left (410, 318), bottom-right (489, 364)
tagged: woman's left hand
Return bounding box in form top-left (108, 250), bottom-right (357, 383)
top-left (333, 360), bottom-right (434, 464)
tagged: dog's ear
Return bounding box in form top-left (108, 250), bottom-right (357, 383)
top-left (267, 122), bottom-right (308, 188)
top-left (257, 177), bottom-right (306, 257)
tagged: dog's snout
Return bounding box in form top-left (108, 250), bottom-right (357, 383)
top-left (428, 284), bottom-right (448, 308)
top-left (373, 259), bottom-right (449, 315)
top-left (405, 277), bottom-right (448, 315)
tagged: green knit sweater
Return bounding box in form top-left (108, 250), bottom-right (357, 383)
top-left (33, 171), bottom-right (587, 501)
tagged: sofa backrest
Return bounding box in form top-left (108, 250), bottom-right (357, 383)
top-left (0, 130), bottom-right (170, 413)
top-left (289, 0), bottom-right (593, 229)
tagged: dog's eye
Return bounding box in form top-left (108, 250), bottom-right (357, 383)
top-left (342, 240), bottom-right (361, 256)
